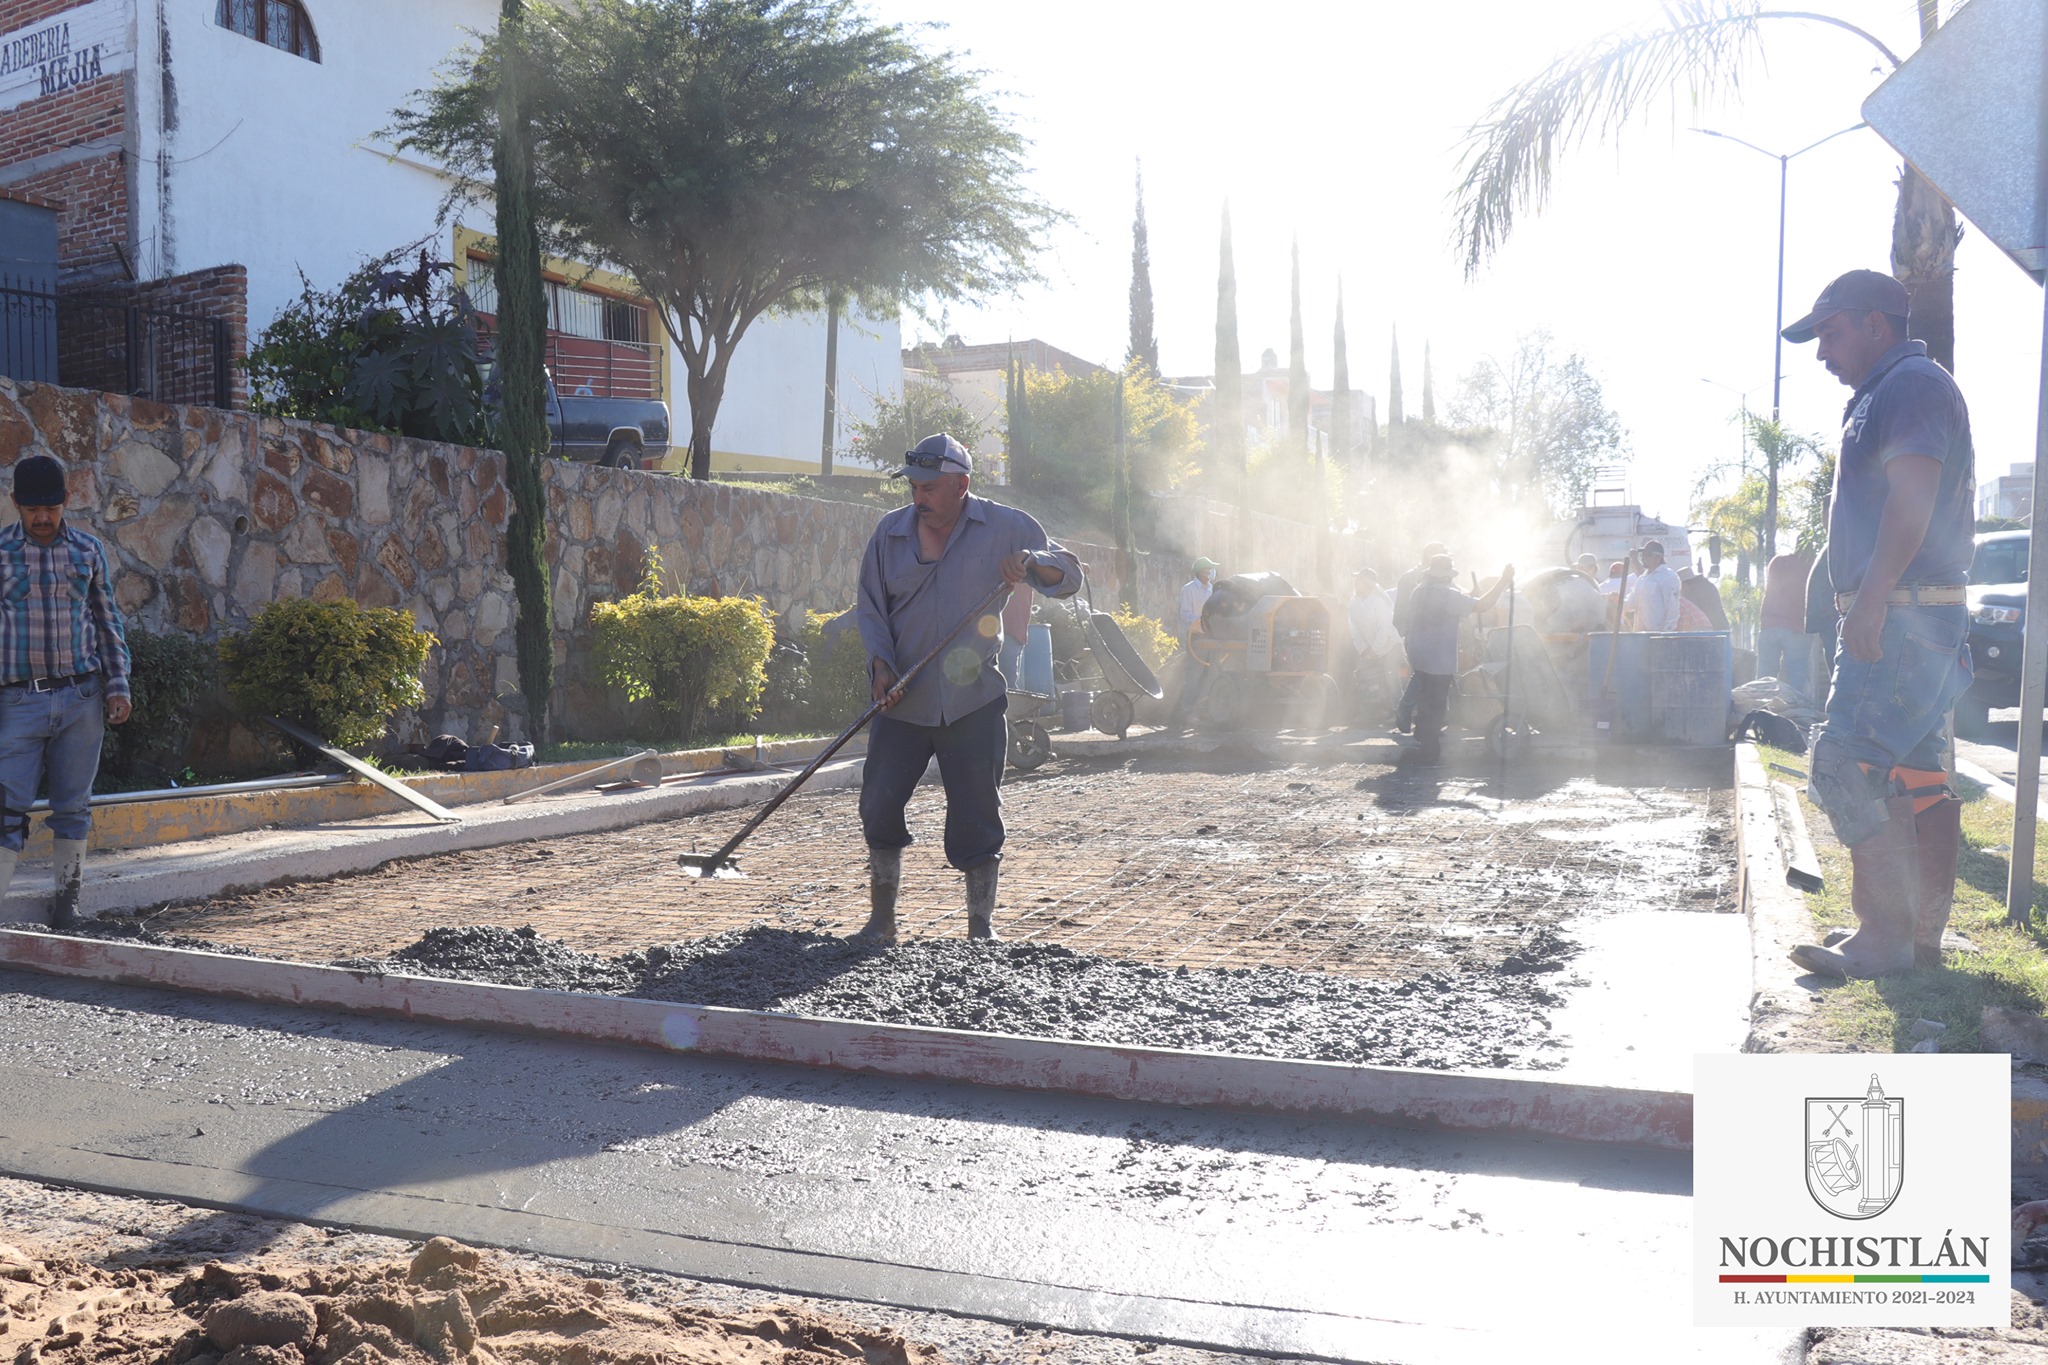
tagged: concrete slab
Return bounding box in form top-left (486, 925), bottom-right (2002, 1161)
top-left (0, 966), bottom-right (1801, 1364)
top-left (0, 928), bottom-right (1693, 1149)
top-left (1547, 908), bottom-right (1751, 1091)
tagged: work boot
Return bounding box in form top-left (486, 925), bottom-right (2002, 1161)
top-left (855, 846), bottom-right (901, 944)
top-left (1914, 797), bottom-right (1963, 970)
top-left (1790, 797), bottom-right (1919, 979)
top-left (50, 839), bottom-right (85, 931)
top-left (966, 862), bottom-right (999, 941)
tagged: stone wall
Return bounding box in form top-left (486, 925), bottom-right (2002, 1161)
top-left (0, 379), bottom-right (1328, 749)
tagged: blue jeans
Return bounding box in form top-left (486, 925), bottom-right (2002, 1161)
top-left (1809, 605), bottom-right (1969, 847)
top-left (861, 695), bottom-right (1008, 871)
top-left (1756, 626), bottom-right (1813, 700)
top-left (0, 676), bottom-right (105, 851)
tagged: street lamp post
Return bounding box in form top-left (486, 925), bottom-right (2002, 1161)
top-left (1696, 121), bottom-right (1868, 560)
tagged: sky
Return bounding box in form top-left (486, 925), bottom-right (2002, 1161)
top-left (868, 0), bottom-right (2042, 549)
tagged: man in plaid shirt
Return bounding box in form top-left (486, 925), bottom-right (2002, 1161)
top-left (0, 455), bottom-right (130, 928)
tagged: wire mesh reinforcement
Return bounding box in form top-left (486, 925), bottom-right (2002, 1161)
top-left (135, 757), bottom-right (1736, 979)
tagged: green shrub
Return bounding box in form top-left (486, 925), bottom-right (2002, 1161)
top-left (1109, 606), bottom-right (1178, 671)
top-left (800, 609), bottom-right (870, 730)
top-left (245, 246), bottom-right (493, 446)
top-left (219, 598), bottom-right (437, 751)
top-left (591, 555), bottom-right (775, 743)
top-left (101, 626), bottom-right (220, 783)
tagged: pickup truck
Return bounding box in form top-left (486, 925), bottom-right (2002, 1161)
top-left (487, 367), bottom-right (672, 469)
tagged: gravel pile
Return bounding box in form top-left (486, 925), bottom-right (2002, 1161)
top-left (344, 923), bottom-right (1574, 1070)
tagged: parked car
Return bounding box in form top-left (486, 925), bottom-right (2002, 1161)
top-left (1958, 529), bottom-right (2029, 736)
top-left (487, 367), bottom-right (672, 469)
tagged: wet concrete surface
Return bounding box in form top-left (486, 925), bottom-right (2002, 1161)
top-left (319, 923), bottom-right (1572, 1070)
top-left (0, 966), bottom-right (1798, 1363)
top-left (106, 750), bottom-right (1737, 1079)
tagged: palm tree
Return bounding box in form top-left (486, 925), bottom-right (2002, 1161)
top-left (1451, 0), bottom-right (1959, 371)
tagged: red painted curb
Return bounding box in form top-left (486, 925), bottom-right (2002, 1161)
top-left (0, 929), bottom-right (1691, 1149)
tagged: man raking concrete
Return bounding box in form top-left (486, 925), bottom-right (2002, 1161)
top-left (1781, 270), bottom-right (1974, 979)
top-left (853, 433), bottom-right (1079, 942)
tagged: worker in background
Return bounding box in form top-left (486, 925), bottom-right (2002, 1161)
top-left (854, 433), bottom-right (1081, 943)
top-left (1779, 270), bottom-right (1974, 980)
top-left (1391, 541), bottom-right (1449, 734)
top-left (1177, 557), bottom-right (1218, 649)
top-left (1169, 556), bottom-right (1220, 729)
top-left (1758, 546), bottom-right (1818, 698)
top-left (1677, 563), bottom-right (1730, 631)
top-left (1401, 553), bottom-right (1513, 766)
top-left (1575, 553), bottom-right (1601, 584)
top-left (1347, 567), bottom-right (1400, 725)
top-left (1625, 540), bottom-right (1682, 631)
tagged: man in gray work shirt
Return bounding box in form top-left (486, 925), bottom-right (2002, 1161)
top-left (854, 433), bottom-right (1081, 942)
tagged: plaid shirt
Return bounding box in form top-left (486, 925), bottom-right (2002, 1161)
top-left (0, 521), bottom-right (130, 700)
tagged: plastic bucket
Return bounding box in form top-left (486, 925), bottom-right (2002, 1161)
top-left (1021, 623), bottom-right (1055, 697)
top-left (1586, 632), bottom-right (1731, 743)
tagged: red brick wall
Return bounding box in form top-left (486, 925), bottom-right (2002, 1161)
top-left (0, 3), bottom-right (129, 278)
top-left (0, 1), bottom-right (97, 30)
top-left (134, 265), bottom-right (248, 408)
top-left (56, 265), bottom-right (248, 410)
top-left (10, 151), bottom-right (123, 276)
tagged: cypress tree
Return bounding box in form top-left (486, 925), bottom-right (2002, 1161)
top-left (495, 0), bottom-right (553, 742)
top-left (1112, 367), bottom-right (1136, 608)
top-left (1213, 204), bottom-right (1244, 488)
top-left (1330, 279), bottom-right (1351, 469)
top-left (1287, 236), bottom-right (1309, 455)
top-left (1387, 325), bottom-right (1405, 428)
top-left (1013, 358), bottom-right (1031, 492)
top-left (1421, 340), bottom-right (1436, 426)
top-left (1127, 164), bottom-right (1158, 374)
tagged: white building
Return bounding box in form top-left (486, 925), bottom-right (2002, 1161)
top-left (0, 0), bottom-right (898, 470)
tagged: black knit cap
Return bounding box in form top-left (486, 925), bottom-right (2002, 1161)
top-left (12, 455), bottom-right (66, 506)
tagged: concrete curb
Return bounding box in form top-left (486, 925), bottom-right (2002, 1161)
top-left (0, 928), bottom-right (1693, 1150)
top-left (1733, 743), bottom-right (1828, 1054)
top-left (0, 760), bottom-right (867, 924)
top-left (1956, 755), bottom-right (2018, 805)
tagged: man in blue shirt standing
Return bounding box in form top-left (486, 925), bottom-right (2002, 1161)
top-left (0, 455), bottom-right (131, 928)
top-left (1781, 270), bottom-right (1975, 979)
top-left (854, 434), bottom-right (1081, 943)
top-left (1400, 554), bottom-right (1513, 765)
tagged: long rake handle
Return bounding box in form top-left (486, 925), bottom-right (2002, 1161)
top-left (689, 579), bottom-right (1012, 871)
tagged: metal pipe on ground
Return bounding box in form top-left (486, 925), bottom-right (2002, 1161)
top-left (503, 750), bottom-right (661, 804)
top-left (49, 773), bottom-right (354, 811)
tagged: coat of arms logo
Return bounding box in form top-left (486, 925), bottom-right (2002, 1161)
top-left (1805, 1073), bottom-right (1904, 1219)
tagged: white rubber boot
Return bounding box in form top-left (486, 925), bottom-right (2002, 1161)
top-left (51, 838), bottom-right (85, 931)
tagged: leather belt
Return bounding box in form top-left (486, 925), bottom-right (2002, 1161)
top-left (1834, 585), bottom-right (1965, 612)
top-left (4, 671), bottom-right (95, 693)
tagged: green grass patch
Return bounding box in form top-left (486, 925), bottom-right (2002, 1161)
top-left (1759, 742), bottom-right (2048, 1051)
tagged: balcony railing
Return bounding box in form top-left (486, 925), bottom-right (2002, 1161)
top-left (0, 279), bottom-right (232, 409)
top-left (476, 320), bottom-right (662, 403)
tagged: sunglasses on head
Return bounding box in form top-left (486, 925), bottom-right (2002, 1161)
top-left (901, 450), bottom-right (967, 471)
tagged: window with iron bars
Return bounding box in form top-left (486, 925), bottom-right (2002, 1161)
top-left (465, 260), bottom-right (650, 345)
top-left (216, 0), bottom-right (320, 61)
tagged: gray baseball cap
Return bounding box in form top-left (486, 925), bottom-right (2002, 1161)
top-left (891, 432), bottom-right (973, 483)
top-left (1781, 269), bottom-right (1909, 343)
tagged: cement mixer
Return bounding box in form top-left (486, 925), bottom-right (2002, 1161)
top-left (1185, 572), bottom-right (1337, 730)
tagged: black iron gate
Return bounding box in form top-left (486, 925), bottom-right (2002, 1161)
top-left (0, 279), bottom-right (232, 409)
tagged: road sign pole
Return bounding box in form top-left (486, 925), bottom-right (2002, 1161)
top-left (2006, 14), bottom-right (2048, 927)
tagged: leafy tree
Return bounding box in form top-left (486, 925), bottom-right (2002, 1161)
top-left (846, 379), bottom-right (991, 472)
top-left (493, 0), bottom-right (552, 742)
top-left (1447, 330), bottom-right (1628, 517)
top-left (1018, 363), bottom-right (1199, 524)
top-left (1128, 164), bottom-right (1158, 373)
top-left (1287, 237), bottom-right (1309, 454)
top-left (1695, 414), bottom-right (1825, 570)
top-left (245, 248), bottom-right (491, 446)
top-left (1693, 470), bottom-right (1770, 579)
top-left (1212, 204), bottom-right (1244, 491)
top-left (1450, 0), bottom-right (1959, 370)
top-left (395, 0), bottom-right (1056, 481)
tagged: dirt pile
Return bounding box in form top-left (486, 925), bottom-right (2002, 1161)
top-left (349, 923), bottom-right (1571, 1070)
top-left (4, 1236), bottom-right (943, 1365)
